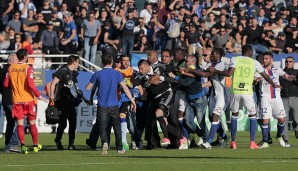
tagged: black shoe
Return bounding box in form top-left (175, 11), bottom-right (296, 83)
top-left (55, 140), bottom-right (64, 150)
top-left (86, 139), bottom-right (96, 149)
top-left (295, 131), bottom-right (298, 139)
top-left (68, 144), bottom-right (77, 150)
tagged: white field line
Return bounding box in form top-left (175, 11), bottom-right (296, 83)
top-left (0, 160), bottom-right (296, 167)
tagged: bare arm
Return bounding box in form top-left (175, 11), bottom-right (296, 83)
top-left (119, 81), bottom-right (136, 112)
top-left (260, 72), bottom-right (277, 88)
top-left (85, 82), bottom-right (93, 91)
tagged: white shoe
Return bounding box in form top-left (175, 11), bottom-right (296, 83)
top-left (101, 143), bottom-right (108, 155)
top-left (276, 137), bottom-right (286, 147)
top-left (197, 137), bottom-right (204, 147)
top-left (201, 142), bottom-right (212, 149)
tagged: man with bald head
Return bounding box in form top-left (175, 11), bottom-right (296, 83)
top-left (0, 53), bottom-right (19, 153)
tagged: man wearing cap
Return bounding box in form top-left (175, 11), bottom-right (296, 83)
top-left (268, 7), bottom-right (277, 24)
top-left (140, 2), bottom-right (152, 25)
top-left (37, 0), bottom-right (53, 22)
top-left (120, 8), bottom-right (137, 60)
top-left (38, 21), bottom-right (60, 68)
top-left (61, 12), bottom-right (78, 55)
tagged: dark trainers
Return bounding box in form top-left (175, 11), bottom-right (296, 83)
top-left (86, 139), bottom-right (97, 149)
top-left (55, 140), bottom-right (64, 150)
top-left (68, 144), bottom-right (77, 150)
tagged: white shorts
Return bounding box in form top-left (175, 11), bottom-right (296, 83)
top-left (209, 92), bottom-right (226, 116)
top-left (230, 94), bottom-right (256, 115)
top-left (173, 90), bottom-right (187, 112)
top-left (258, 97), bottom-right (286, 120)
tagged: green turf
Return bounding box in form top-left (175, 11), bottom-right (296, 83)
top-left (1, 132), bottom-right (298, 171)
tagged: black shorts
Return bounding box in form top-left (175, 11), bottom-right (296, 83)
top-left (156, 90), bottom-right (174, 117)
top-left (119, 101), bottom-right (130, 114)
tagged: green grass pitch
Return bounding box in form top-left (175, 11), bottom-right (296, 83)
top-left (0, 132), bottom-right (298, 171)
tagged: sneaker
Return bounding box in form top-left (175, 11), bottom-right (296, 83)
top-left (230, 141), bottom-right (237, 149)
top-left (33, 144), bottom-right (42, 153)
top-left (55, 141), bottom-right (64, 150)
top-left (86, 139), bottom-right (97, 149)
top-left (197, 137), bottom-right (204, 147)
top-left (8, 146), bottom-right (21, 153)
top-left (101, 143), bottom-right (108, 155)
top-left (258, 141), bottom-right (269, 149)
top-left (179, 137), bottom-right (188, 150)
top-left (117, 149), bottom-right (125, 154)
top-left (21, 145), bottom-right (29, 154)
top-left (201, 142), bottom-right (212, 149)
top-left (250, 141), bottom-right (259, 149)
top-left (68, 144), bottom-right (77, 150)
top-left (131, 141), bottom-right (137, 150)
top-left (276, 136), bottom-right (286, 147)
top-left (122, 142), bottom-right (129, 151)
top-left (161, 138), bottom-right (171, 147)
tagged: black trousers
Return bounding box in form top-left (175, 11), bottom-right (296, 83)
top-left (97, 106), bottom-right (122, 150)
top-left (55, 100), bottom-right (77, 145)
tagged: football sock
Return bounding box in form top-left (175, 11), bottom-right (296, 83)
top-left (277, 122), bottom-right (285, 138)
top-left (178, 117), bottom-right (189, 139)
top-left (17, 125), bottom-right (25, 145)
top-left (261, 124), bottom-right (269, 142)
top-left (157, 116), bottom-right (169, 138)
top-left (120, 118), bottom-right (127, 143)
top-left (231, 116), bottom-right (238, 141)
top-left (30, 124), bottom-right (38, 145)
top-left (208, 121), bottom-right (220, 143)
top-left (249, 117), bottom-right (257, 141)
top-left (167, 124), bottom-right (182, 139)
top-left (217, 122), bottom-right (226, 138)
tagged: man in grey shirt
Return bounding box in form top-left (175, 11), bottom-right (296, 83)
top-left (209, 27), bottom-right (230, 49)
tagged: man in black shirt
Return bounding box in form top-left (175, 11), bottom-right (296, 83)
top-left (50, 55), bottom-right (81, 150)
top-left (0, 53), bottom-right (20, 153)
top-left (37, 0), bottom-right (53, 23)
top-left (280, 56), bottom-right (298, 142)
top-left (242, 18), bottom-right (269, 57)
top-left (185, 23), bottom-right (204, 66)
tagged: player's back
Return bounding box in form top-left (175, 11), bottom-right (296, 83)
top-left (9, 63), bottom-right (35, 102)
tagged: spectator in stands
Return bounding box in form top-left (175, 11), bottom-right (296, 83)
top-left (226, 32), bottom-right (242, 53)
top-left (22, 33), bottom-right (34, 55)
top-left (270, 31), bottom-right (287, 54)
top-left (97, 8), bottom-right (109, 24)
top-left (247, 0), bottom-right (260, 17)
top-left (113, 8), bottom-right (124, 26)
top-left (134, 17), bottom-right (147, 35)
top-left (6, 11), bottom-right (22, 34)
top-left (51, 10), bottom-right (63, 38)
top-left (279, 7), bottom-right (290, 25)
top-left (209, 27), bottom-right (230, 49)
top-left (272, 17), bottom-right (286, 38)
top-left (81, 11), bottom-right (101, 69)
top-left (22, 9), bottom-right (38, 38)
top-left (19, 0), bottom-right (37, 20)
top-left (134, 35), bottom-right (152, 52)
top-left (268, 7), bottom-right (277, 24)
top-left (156, 0), bottom-right (169, 26)
top-left (230, 14), bottom-right (238, 29)
top-left (38, 0), bottom-right (53, 23)
top-left (205, 12), bottom-right (216, 31)
top-left (285, 28), bottom-right (298, 53)
top-left (76, 7), bottom-right (88, 51)
top-left (0, 31), bottom-right (10, 50)
top-left (212, 14), bottom-right (231, 35)
top-left (140, 2), bottom-right (153, 25)
top-left (57, 2), bottom-right (69, 20)
top-left (284, 17), bottom-right (297, 36)
top-left (288, 0), bottom-right (298, 17)
top-left (260, 30), bottom-right (276, 49)
top-left (80, 0), bottom-right (91, 15)
top-left (227, 0), bottom-right (239, 17)
top-left (165, 28), bottom-right (187, 51)
top-left (62, 0), bottom-right (79, 16)
top-left (61, 13), bottom-right (78, 55)
top-left (34, 12), bottom-right (47, 43)
top-left (7, 28), bottom-right (16, 50)
top-left (186, 23), bottom-right (204, 65)
top-left (202, 32), bottom-right (212, 49)
top-left (242, 18), bottom-right (268, 57)
top-left (0, 0), bottom-right (14, 32)
top-left (256, 8), bottom-right (269, 26)
top-left (120, 8), bottom-right (137, 60)
top-left (38, 21), bottom-right (59, 56)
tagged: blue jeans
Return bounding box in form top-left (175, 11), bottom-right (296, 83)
top-left (127, 111), bottom-right (142, 143)
top-left (185, 96), bottom-right (208, 138)
top-left (121, 35), bottom-right (134, 60)
top-left (84, 37), bottom-right (97, 68)
top-left (3, 105), bottom-right (19, 148)
top-left (249, 44), bottom-right (269, 58)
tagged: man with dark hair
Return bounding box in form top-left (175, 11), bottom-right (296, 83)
top-left (209, 45), bottom-right (277, 149)
top-left (50, 55), bottom-right (81, 150)
top-left (4, 49), bottom-right (48, 154)
top-left (280, 56), bottom-right (298, 142)
top-left (85, 53), bottom-right (136, 155)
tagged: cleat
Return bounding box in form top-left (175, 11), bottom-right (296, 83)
top-left (21, 145), bottom-right (29, 154)
top-left (68, 144), bottom-right (77, 150)
top-left (276, 137), bottom-right (286, 147)
top-left (117, 149), bottom-right (125, 154)
top-left (179, 137), bottom-right (188, 150)
top-left (33, 144), bottom-right (42, 153)
top-left (86, 139), bottom-right (97, 150)
top-left (201, 142), bottom-right (212, 149)
top-left (131, 141), bottom-right (137, 150)
top-left (258, 142), bottom-right (269, 149)
top-left (101, 143), bottom-right (108, 155)
top-left (230, 141), bottom-right (237, 149)
top-left (197, 137), bottom-right (204, 147)
top-left (161, 138), bottom-right (171, 147)
top-left (122, 142), bottom-right (129, 151)
top-left (250, 141), bottom-right (259, 149)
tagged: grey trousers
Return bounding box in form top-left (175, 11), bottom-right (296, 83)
top-left (282, 97), bottom-right (298, 140)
